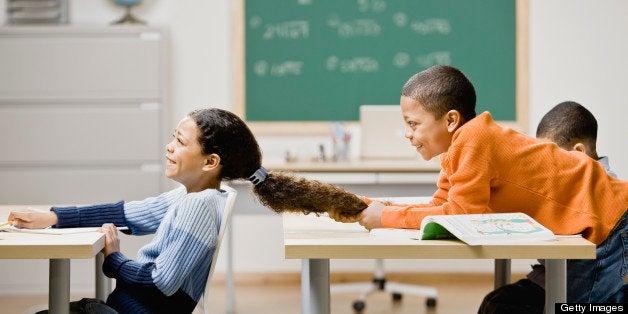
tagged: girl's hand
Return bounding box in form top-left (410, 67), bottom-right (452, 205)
top-left (8, 208), bottom-right (58, 229)
top-left (98, 223), bottom-right (120, 257)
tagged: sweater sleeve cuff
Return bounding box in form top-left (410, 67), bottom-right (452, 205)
top-left (102, 251), bottom-right (129, 278)
top-left (50, 206), bottom-right (80, 228)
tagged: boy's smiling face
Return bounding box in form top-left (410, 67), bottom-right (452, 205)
top-left (400, 96), bottom-right (456, 161)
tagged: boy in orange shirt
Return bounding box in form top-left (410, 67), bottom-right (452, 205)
top-left (479, 101), bottom-right (623, 312)
top-left (351, 65), bottom-right (628, 310)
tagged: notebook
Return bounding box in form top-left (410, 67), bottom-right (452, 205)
top-left (360, 105), bottom-right (417, 160)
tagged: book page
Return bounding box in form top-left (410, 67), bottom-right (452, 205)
top-left (420, 213), bottom-right (556, 245)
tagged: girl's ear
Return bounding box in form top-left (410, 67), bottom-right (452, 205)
top-left (445, 110), bottom-right (461, 133)
top-left (203, 154), bottom-right (221, 171)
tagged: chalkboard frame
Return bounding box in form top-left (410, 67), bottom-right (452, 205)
top-left (234, 0), bottom-right (529, 135)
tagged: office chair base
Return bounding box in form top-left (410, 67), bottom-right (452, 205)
top-left (333, 279), bottom-right (438, 312)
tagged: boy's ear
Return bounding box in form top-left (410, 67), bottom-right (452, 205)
top-left (571, 143), bottom-right (587, 154)
top-left (203, 154), bottom-right (221, 171)
top-left (445, 110), bottom-right (462, 133)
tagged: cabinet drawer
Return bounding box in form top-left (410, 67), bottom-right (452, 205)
top-left (0, 29), bottom-right (163, 100)
top-left (0, 104), bottom-right (162, 162)
top-left (0, 165), bottom-right (163, 204)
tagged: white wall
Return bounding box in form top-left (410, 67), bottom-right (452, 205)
top-left (528, 1), bottom-right (628, 177)
top-left (0, 0), bottom-right (627, 294)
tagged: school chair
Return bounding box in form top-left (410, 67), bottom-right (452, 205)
top-left (193, 185), bottom-right (238, 314)
top-left (330, 196), bottom-right (438, 312)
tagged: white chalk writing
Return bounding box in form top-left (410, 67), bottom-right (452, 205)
top-left (411, 18), bottom-right (451, 35)
top-left (415, 51), bottom-right (451, 67)
top-left (393, 12), bottom-right (408, 27)
top-left (253, 60), bottom-right (304, 77)
top-left (262, 21), bottom-right (309, 39)
top-left (393, 52), bottom-right (411, 68)
top-left (327, 16), bottom-right (381, 38)
top-left (357, 0), bottom-right (386, 13)
top-left (326, 55), bottom-right (379, 73)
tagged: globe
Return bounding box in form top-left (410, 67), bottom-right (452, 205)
top-left (111, 0), bottom-right (145, 25)
top-left (113, 0), bottom-right (141, 6)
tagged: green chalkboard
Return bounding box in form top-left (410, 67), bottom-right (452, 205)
top-left (238, 0), bottom-right (524, 129)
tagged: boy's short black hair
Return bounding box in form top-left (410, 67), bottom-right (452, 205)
top-left (536, 101), bottom-right (597, 150)
top-left (402, 65), bottom-right (477, 122)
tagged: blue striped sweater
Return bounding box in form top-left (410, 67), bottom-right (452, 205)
top-left (52, 185), bottom-right (228, 313)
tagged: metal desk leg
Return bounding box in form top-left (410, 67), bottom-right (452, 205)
top-left (545, 259), bottom-right (566, 314)
top-left (95, 252), bottom-right (111, 301)
top-left (49, 259), bottom-right (70, 314)
top-left (494, 259), bottom-right (511, 289)
top-left (226, 220), bottom-right (235, 314)
top-left (301, 259), bottom-right (330, 314)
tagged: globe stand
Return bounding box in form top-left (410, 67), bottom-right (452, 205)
top-left (111, 6), bottom-right (145, 25)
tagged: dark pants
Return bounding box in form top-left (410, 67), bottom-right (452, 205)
top-left (478, 279), bottom-right (544, 314)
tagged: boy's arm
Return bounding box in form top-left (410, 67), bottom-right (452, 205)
top-left (379, 145), bottom-right (493, 229)
top-left (378, 170), bottom-right (450, 229)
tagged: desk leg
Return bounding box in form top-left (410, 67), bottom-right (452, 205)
top-left (301, 259), bottom-right (330, 314)
top-left (494, 259), bottom-right (511, 289)
top-left (226, 220), bottom-right (235, 314)
top-left (95, 252), bottom-right (111, 301)
top-left (545, 259), bottom-right (566, 314)
top-left (49, 259), bottom-right (70, 314)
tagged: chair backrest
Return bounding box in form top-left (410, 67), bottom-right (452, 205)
top-left (194, 184), bottom-right (237, 314)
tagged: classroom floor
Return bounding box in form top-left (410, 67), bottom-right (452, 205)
top-left (0, 273), bottom-right (497, 314)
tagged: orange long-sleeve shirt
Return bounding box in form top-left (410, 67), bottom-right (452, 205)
top-left (381, 112), bottom-right (628, 245)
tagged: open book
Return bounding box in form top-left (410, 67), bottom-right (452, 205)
top-left (418, 212), bottom-right (556, 246)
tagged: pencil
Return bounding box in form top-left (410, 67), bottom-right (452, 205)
top-left (0, 220), bottom-right (14, 227)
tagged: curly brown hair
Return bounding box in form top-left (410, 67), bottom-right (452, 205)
top-left (254, 172), bottom-right (367, 219)
top-left (189, 108), bottom-right (367, 218)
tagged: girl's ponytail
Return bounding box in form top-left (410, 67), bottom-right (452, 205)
top-left (252, 171), bottom-right (367, 219)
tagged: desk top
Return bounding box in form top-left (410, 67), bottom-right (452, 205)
top-left (283, 214), bottom-right (596, 260)
top-left (0, 206), bottom-right (105, 259)
top-left (267, 159), bottom-right (440, 173)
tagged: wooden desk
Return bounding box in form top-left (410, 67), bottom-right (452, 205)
top-left (0, 206), bottom-right (106, 314)
top-left (221, 161), bottom-right (441, 312)
top-left (283, 213), bottom-right (596, 314)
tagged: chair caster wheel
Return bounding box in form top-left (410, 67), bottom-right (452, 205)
top-left (392, 292), bottom-right (402, 301)
top-left (426, 297), bottom-right (437, 307)
top-left (352, 300), bottom-right (365, 312)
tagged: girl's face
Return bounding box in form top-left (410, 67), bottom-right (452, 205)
top-left (400, 96), bottom-right (454, 161)
top-left (165, 117), bottom-right (218, 192)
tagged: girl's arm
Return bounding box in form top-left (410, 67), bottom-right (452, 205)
top-left (103, 192), bottom-right (221, 296)
top-left (123, 185), bottom-right (187, 235)
top-left (51, 201), bottom-right (125, 228)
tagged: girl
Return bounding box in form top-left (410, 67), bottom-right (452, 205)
top-left (9, 108), bottom-right (366, 314)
